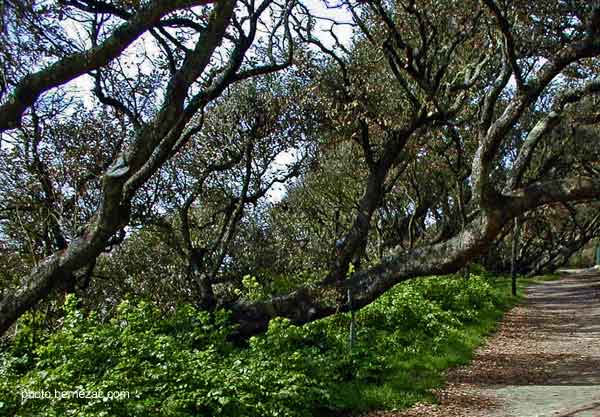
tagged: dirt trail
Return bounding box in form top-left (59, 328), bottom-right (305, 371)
top-left (392, 270), bottom-right (600, 417)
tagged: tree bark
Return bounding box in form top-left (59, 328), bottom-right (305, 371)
top-left (230, 176), bottom-right (600, 338)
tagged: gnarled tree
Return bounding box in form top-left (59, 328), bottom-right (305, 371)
top-left (1, 0), bottom-right (600, 338)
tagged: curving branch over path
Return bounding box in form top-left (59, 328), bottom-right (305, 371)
top-left (231, 176), bottom-right (600, 337)
top-left (0, 1), bottom-right (599, 341)
top-left (229, 4), bottom-right (600, 337)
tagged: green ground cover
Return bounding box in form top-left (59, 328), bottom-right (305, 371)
top-left (0, 272), bottom-right (558, 417)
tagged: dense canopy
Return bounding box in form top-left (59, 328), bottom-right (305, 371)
top-left (0, 0), bottom-right (599, 337)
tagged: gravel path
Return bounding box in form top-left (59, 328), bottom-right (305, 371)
top-left (380, 270), bottom-right (600, 417)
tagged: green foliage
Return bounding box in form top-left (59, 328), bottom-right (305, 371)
top-left (240, 275), bottom-right (265, 302)
top-left (0, 274), bottom-right (516, 417)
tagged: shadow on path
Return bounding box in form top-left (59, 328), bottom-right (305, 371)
top-left (391, 271), bottom-right (600, 417)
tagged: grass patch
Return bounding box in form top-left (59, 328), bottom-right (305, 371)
top-left (490, 273), bottom-right (561, 304)
top-left (330, 273), bottom-right (560, 415)
top-left (333, 310), bottom-right (502, 414)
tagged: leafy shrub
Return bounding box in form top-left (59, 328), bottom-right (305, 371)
top-left (0, 274), bottom-right (511, 417)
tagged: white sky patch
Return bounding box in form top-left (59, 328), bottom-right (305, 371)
top-left (301, 0), bottom-right (355, 48)
top-left (266, 149), bottom-right (299, 203)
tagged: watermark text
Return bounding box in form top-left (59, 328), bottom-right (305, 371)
top-left (21, 389), bottom-right (129, 401)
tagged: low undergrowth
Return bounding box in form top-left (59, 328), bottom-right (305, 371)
top-left (0, 272), bottom-right (556, 417)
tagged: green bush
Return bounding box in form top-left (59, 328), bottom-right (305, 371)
top-left (0, 274), bottom-right (513, 417)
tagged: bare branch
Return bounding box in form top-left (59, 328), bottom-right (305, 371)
top-left (482, 0), bottom-right (524, 90)
top-left (0, 0), bottom-right (217, 132)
